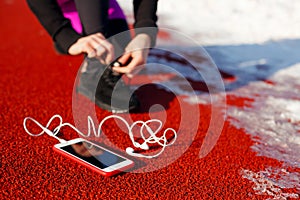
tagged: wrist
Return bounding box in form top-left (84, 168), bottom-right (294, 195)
top-left (135, 33), bottom-right (151, 45)
top-left (134, 27), bottom-right (158, 47)
top-left (134, 34), bottom-right (151, 51)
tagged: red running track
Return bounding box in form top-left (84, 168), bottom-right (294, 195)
top-left (0, 1), bottom-right (289, 199)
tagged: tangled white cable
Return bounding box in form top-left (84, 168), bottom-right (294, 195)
top-left (23, 114), bottom-right (177, 159)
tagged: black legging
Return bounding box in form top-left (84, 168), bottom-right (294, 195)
top-left (74, 0), bottom-right (109, 36)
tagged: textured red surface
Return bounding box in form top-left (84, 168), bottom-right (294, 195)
top-left (0, 1), bottom-right (284, 199)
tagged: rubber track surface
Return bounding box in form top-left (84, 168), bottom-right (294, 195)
top-left (0, 1), bottom-right (287, 199)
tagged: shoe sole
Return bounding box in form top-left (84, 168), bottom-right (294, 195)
top-left (76, 86), bottom-right (137, 113)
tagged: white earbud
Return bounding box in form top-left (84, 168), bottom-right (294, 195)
top-left (126, 147), bottom-right (134, 154)
top-left (133, 141), bottom-right (149, 150)
top-left (126, 147), bottom-right (153, 158)
top-left (140, 142), bottom-right (149, 150)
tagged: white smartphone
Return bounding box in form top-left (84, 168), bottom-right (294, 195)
top-left (54, 138), bottom-right (134, 176)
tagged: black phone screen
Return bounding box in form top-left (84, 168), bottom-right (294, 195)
top-left (60, 141), bottom-right (126, 169)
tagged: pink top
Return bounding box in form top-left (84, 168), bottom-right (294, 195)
top-left (56, 0), bottom-right (126, 34)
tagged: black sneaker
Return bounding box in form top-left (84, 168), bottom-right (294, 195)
top-left (76, 57), bottom-right (105, 101)
top-left (77, 57), bottom-right (140, 113)
top-left (95, 61), bottom-right (140, 113)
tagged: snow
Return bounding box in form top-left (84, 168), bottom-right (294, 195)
top-left (118, 0), bottom-right (300, 45)
top-left (241, 168), bottom-right (300, 199)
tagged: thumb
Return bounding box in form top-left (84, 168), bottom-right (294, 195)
top-left (117, 53), bottom-right (131, 66)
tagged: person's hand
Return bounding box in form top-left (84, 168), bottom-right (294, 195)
top-left (113, 33), bottom-right (151, 78)
top-left (68, 33), bottom-right (114, 64)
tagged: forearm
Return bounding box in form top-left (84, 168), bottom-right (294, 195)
top-left (133, 0), bottom-right (158, 47)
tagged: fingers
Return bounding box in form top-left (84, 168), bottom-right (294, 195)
top-left (113, 51), bottom-right (145, 77)
top-left (126, 57), bottom-right (145, 78)
top-left (85, 45), bottom-right (97, 58)
top-left (117, 53), bottom-right (131, 65)
top-left (68, 33), bottom-right (114, 64)
top-left (99, 40), bottom-right (114, 64)
top-left (90, 36), bottom-right (114, 64)
top-left (79, 36), bottom-right (100, 58)
top-left (89, 33), bottom-right (114, 63)
top-left (111, 34), bottom-right (151, 77)
top-left (94, 44), bottom-right (106, 57)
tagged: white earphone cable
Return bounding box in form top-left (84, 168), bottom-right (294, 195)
top-left (23, 114), bottom-right (177, 159)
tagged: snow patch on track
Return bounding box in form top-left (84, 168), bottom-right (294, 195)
top-left (241, 168), bottom-right (300, 199)
top-left (227, 64), bottom-right (300, 168)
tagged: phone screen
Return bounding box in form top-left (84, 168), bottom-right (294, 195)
top-left (60, 140), bottom-right (126, 169)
